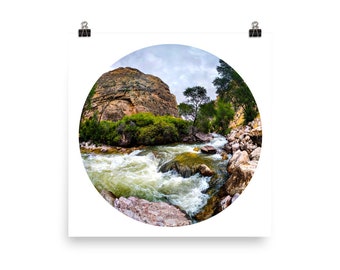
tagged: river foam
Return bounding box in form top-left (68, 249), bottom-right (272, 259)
top-left (82, 134), bottom-right (227, 217)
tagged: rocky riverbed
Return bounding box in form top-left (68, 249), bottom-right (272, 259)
top-left (193, 117), bottom-right (262, 221)
top-left (81, 117), bottom-right (262, 226)
top-left (220, 117), bottom-right (262, 206)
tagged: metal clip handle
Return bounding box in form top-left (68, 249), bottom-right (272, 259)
top-left (81, 21), bottom-right (88, 29)
top-left (252, 21), bottom-right (259, 30)
top-left (249, 21), bottom-right (261, 37)
top-left (79, 21), bottom-right (91, 37)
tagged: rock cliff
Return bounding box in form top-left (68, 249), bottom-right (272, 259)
top-left (82, 67), bottom-right (179, 122)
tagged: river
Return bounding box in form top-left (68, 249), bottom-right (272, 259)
top-left (81, 134), bottom-right (229, 219)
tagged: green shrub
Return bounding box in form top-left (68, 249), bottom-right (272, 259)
top-left (122, 112), bottom-right (155, 127)
top-left (137, 120), bottom-right (179, 145)
top-left (79, 112), bottom-right (189, 146)
top-left (161, 115), bottom-right (190, 136)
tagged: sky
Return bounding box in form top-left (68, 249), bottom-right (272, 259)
top-left (111, 44), bottom-right (221, 104)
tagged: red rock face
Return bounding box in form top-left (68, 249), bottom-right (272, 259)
top-left (81, 67), bottom-right (179, 121)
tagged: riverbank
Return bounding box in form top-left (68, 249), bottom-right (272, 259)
top-left (186, 117), bottom-right (262, 222)
top-left (220, 117), bottom-right (262, 206)
top-left (80, 141), bottom-right (145, 155)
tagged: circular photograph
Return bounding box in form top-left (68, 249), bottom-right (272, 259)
top-left (79, 44), bottom-right (262, 227)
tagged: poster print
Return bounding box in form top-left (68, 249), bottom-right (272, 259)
top-left (68, 33), bottom-right (271, 237)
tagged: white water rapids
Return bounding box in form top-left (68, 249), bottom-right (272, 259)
top-left (82, 134), bottom-right (228, 217)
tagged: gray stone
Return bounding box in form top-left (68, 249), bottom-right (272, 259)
top-left (201, 145), bottom-right (217, 154)
top-left (195, 132), bottom-right (213, 143)
top-left (227, 150), bottom-right (250, 173)
top-left (232, 143), bottom-right (240, 153)
top-left (250, 147), bottom-right (261, 161)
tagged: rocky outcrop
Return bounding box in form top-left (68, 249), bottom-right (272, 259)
top-left (82, 67), bottom-right (179, 122)
top-left (224, 117), bottom-right (262, 155)
top-left (112, 196), bottom-right (191, 227)
top-left (220, 116), bottom-right (262, 197)
top-left (197, 117), bottom-right (262, 220)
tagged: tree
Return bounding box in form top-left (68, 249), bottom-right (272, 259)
top-left (212, 99), bottom-right (235, 135)
top-left (213, 59), bottom-right (258, 123)
top-left (178, 102), bottom-right (195, 121)
top-left (182, 86), bottom-right (210, 126)
top-left (195, 101), bottom-right (216, 133)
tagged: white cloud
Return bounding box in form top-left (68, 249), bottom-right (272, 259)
top-left (111, 44), bottom-right (222, 103)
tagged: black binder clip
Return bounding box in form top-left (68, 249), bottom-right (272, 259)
top-left (249, 21), bottom-right (261, 37)
top-left (78, 21), bottom-right (91, 37)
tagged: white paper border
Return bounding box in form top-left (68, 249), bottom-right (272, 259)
top-left (68, 32), bottom-right (272, 237)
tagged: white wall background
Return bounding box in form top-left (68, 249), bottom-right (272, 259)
top-left (0, 0), bottom-right (339, 269)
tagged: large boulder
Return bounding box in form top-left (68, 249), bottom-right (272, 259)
top-left (250, 147), bottom-right (261, 161)
top-left (81, 67), bottom-right (179, 122)
top-left (224, 150), bottom-right (258, 196)
top-left (198, 164), bottom-right (214, 176)
top-left (113, 196), bottom-right (191, 227)
top-left (227, 150), bottom-right (250, 173)
top-left (201, 145), bottom-right (217, 154)
top-left (160, 152), bottom-right (215, 178)
top-left (225, 162), bottom-right (257, 195)
top-left (195, 132), bottom-right (213, 143)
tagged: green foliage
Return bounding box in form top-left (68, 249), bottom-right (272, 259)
top-left (79, 112), bottom-right (190, 146)
top-left (137, 121), bottom-right (179, 145)
top-left (182, 86), bottom-right (210, 126)
top-left (195, 101), bottom-right (216, 133)
top-left (213, 59), bottom-right (258, 124)
top-left (122, 112), bottom-right (155, 127)
top-left (212, 100), bottom-right (235, 135)
top-left (178, 102), bottom-right (194, 121)
top-left (81, 83), bottom-right (97, 118)
top-left (161, 115), bottom-right (190, 136)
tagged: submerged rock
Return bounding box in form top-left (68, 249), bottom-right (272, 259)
top-left (194, 195), bottom-right (219, 221)
top-left (113, 196), bottom-right (191, 227)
